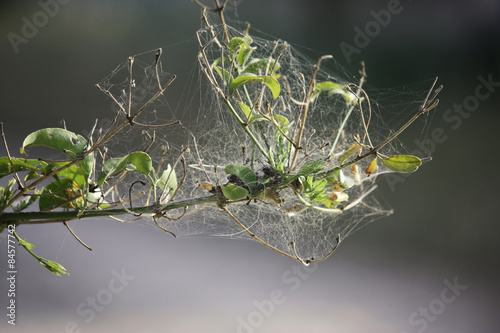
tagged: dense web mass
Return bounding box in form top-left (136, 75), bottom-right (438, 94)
top-left (94, 8), bottom-right (438, 262)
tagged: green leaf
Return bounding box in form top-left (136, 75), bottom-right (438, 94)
top-left (237, 44), bottom-right (254, 68)
top-left (18, 237), bottom-right (34, 250)
top-left (381, 155), bottom-right (422, 173)
top-left (221, 183), bottom-right (249, 201)
top-left (310, 81), bottom-right (355, 104)
top-left (0, 179), bottom-right (16, 212)
top-left (44, 162), bottom-right (87, 190)
top-left (39, 178), bottom-right (79, 211)
top-left (103, 152), bottom-right (153, 182)
top-left (21, 128), bottom-right (87, 157)
top-left (24, 171), bottom-right (43, 182)
top-left (16, 233), bottom-right (68, 276)
top-left (224, 164), bottom-right (257, 188)
top-left (212, 65), bottom-right (234, 86)
top-left (298, 158), bottom-right (325, 176)
top-left (273, 115), bottom-right (290, 130)
top-left (338, 144), bottom-right (362, 165)
top-left (312, 178), bottom-right (327, 192)
top-left (243, 58), bottom-right (280, 75)
top-left (229, 74), bottom-right (280, 99)
top-left (0, 157), bottom-right (48, 179)
top-left (12, 192), bottom-right (39, 212)
top-left (227, 36), bottom-right (253, 61)
top-left (42, 259), bottom-right (69, 276)
top-left (237, 101), bottom-right (253, 121)
top-left (20, 128), bottom-right (94, 178)
top-left (98, 157), bottom-right (121, 186)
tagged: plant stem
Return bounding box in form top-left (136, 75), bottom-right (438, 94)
top-left (0, 194), bottom-right (221, 225)
top-left (222, 98), bottom-right (271, 161)
top-left (329, 103), bottom-right (356, 156)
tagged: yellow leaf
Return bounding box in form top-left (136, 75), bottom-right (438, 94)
top-left (260, 188), bottom-right (281, 206)
top-left (198, 181), bottom-right (214, 191)
top-left (366, 157), bottom-right (378, 177)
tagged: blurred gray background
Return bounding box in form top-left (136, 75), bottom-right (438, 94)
top-left (1, 1), bottom-right (499, 332)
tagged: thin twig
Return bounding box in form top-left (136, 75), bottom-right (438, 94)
top-left (329, 62), bottom-right (367, 157)
top-left (308, 234), bottom-right (341, 264)
top-left (127, 56), bottom-right (134, 118)
top-left (289, 55), bottom-right (333, 172)
top-left (63, 221), bottom-right (93, 251)
top-left (153, 217), bottom-right (176, 237)
top-left (154, 48), bottom-right (163, 91)
top-left (373, 77), bottom-right (441, 153)
top-left (222, 206), bottom-right (300, 262)
top-left (0, 123), bottom-right (24, 190)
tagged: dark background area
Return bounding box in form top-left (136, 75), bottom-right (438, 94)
top-left (1, 1), bottom-right (499, 332)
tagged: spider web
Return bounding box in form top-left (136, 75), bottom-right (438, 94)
top-left (94, 9), bottom-right (436, 262)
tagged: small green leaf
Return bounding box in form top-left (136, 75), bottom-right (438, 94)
top-left (18, 237), bottom-right (34, 250)
top-left (42, 259), bottom-right (69, 276)
top-left (338, 144), bottom-right (362, 165)
top-left (212, 65), bottom-right (234, 86)
top-left (24, 171), bottom-right (42, 182)
top-left (312, 179), bottom-right (327, 192)
top-left (12, 192), bottom-right (39, 212)
top-left (229, 74), bottom-right (280, 99)
top-left (14, 231), bottom-right (69, 276)
top-left (237, 44), bottom-right (254, 67)
top-left (237, 101), bottom-right (253, 121)
top-left (39, 178), bottom-right (78, 211)
top-left (44, 162), bottom-right (87, 190)
top-left (273, 115), bottom-right (290, 131)
top-left (224, 164), bottom-right (257, 188)
top-left (103, 152), bottom-right (153, 182)
top-left (227, 36), bottom-right (253, 60)
top-left (0, 157), bottom-right (48, 179)
top-left (0, 179), bottom-right (16, 212)
top-left (298, 158), bottom-right (325, 176)
top-left (98, 157), bottom-right (121, 185)
top-left (243, 58), bottom-right (280, 75)
top-left (221, 183), bottom-right (249, 200)
top-left (381, 155), bottom-right (422, 173)
top-left (310, 81), bottom-right (356, 104)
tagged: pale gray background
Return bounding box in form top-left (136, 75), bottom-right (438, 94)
top-left (1, 1), bottom-right (499, 332)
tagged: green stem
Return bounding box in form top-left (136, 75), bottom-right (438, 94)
top-left (12, 230), bottom-right (34, 256)
top-left (222, 98), bottom-right (270, 161)
top-left (0, 194), bottom-right (221, 225)
top-left (12, 229), bottom-right (69, 275)
top-left (329, 103), bottom-right (356, 156)
top-left (294, 190), bottom-right (342, 215)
